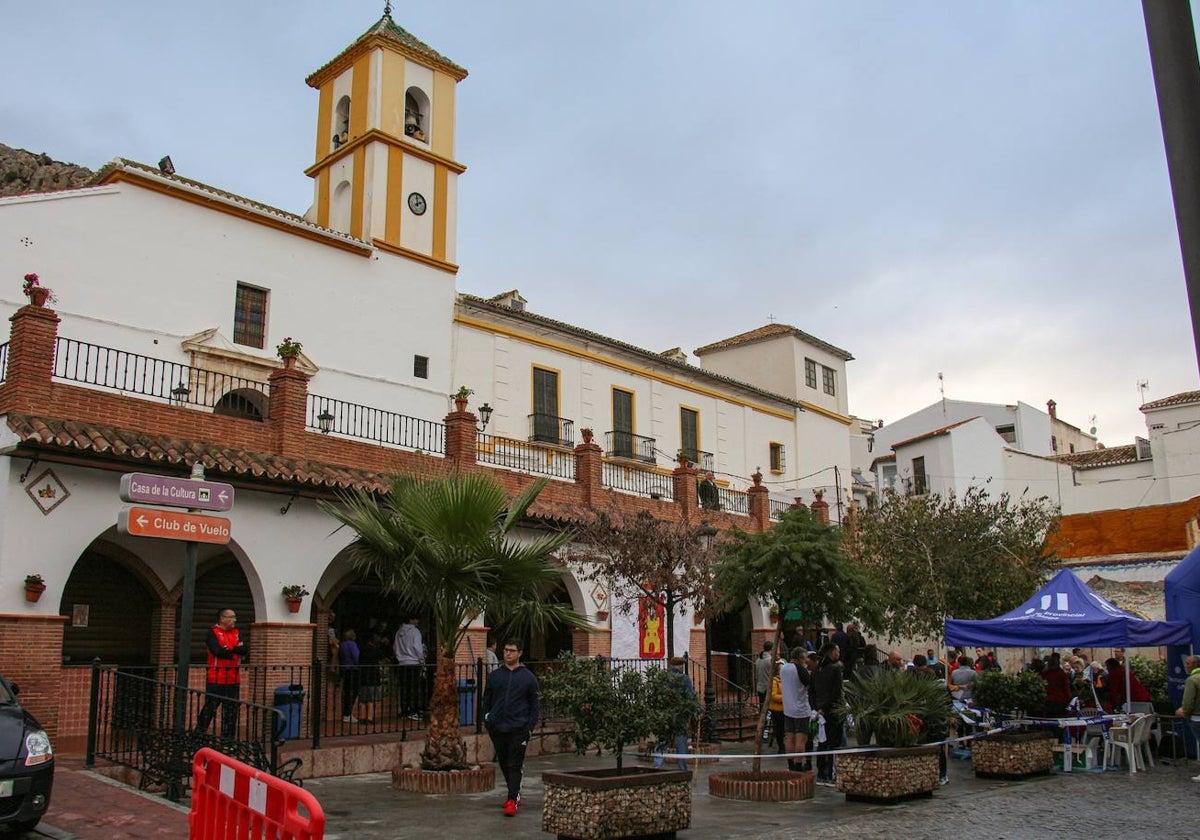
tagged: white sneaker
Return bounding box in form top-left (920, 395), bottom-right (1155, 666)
top-left (1191, 773), bottom-right (1200, 782)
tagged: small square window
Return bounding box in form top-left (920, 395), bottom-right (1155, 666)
top-left (769, 442), bottom-right (785, 472)
top-left (822, 365), bottom-right (836, 396)
top-left (233, 284), bottom-right (267, 349)
top-left (413, 355), bottom-right (429, 379)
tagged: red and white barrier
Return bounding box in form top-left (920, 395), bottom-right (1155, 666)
top-left (190, 747), bottom-right (324, 840)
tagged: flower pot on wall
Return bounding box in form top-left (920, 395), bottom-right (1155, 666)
top-left (28, 288), bottom-right (50, 307)
top-left (454, 398), bottom-right (468, 412)
top-left (24, 583), bottom-right (45, 603)
top-left (285, 596), bottom-right (303, 614)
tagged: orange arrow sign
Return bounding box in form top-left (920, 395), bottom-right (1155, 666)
top-left (118, 506), bottom-right (232, 545)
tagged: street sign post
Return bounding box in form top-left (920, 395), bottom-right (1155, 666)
top-left (117, 506), bottom-right (232, 545)
top-left (120, 472), bottom-right (234, 511)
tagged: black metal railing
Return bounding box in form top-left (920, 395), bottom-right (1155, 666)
top-left (678, 448), bottom-right (715, 472)
top-left (527, 412), bottom-right (574, 447)
top-left (715, 486), bottom-right (749, 516)
top-left (476, 432), bottom-right (576, 480)
top-left (0, 341), bottom-right (8, 383)
top-left (604, 430), bottom-right (656, 464)
top-left (307, 393), bottom-right (446, 454)
top-left (54, 337), bottom-right (270, 413)
top-left (769, 498), bottom-right (792, 520)
top-left (602, 462), bottom-right (673, 500)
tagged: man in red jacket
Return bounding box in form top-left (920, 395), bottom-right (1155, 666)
top-left (195, 608), bottom-right (247, 739)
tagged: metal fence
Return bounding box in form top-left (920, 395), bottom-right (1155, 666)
top-left (716, 486), bottom-right (749, 516)
top-left (475, 433), bottom-right (576, 480)
top-left (307, 393), bottom-right (446, 454)
top-left (54, 337), bottom-right (270, 413)
top-left (602, 462), bottom-right (674, 500)
top-left (604, 431), bottom-right (657, 464)
top-left (768, 498), bottom-right (792, 520)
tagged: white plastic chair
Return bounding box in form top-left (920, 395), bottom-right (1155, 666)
top-left (1105, 714), bottom-right (1149, 774)
top-left (1134, 714), bottom-right (1156, 770)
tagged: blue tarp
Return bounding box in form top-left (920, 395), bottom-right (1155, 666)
top-left (945, 569), bottom-right (1192, 648)
top-left (1165, 545), bottom-right (1200, 705)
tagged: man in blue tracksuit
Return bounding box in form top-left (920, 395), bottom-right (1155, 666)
top-left (482, 639), bottom-right (540, 817)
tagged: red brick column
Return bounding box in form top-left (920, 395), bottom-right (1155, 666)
top-left (0, 615), bottom-right (67, 736)
top-left (810, 490), bottom-right (830, 524)
top-left (673, 462), bottom-right (698, 520)
top-left (267, 356), bottom-right (311, 458)
top-left (571, 628), bottom-right (611, 657)
top-left (0, 302), bottom-right (60, 414)
top-left (573, 441), bottom-right (603, 504)
top-left (747, 469), bottom-right (769, 532)
top-left (456, 625), bottom-right (489, 665)
top-left (444, 408), bottom-right (478, 468)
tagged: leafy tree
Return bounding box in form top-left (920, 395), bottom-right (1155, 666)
top-left (713, 506), bottom-right (882, 773)
top-left (322, 472), bottom-right (588, 771)
top-left (540, 654), bottom-right (701, 771)
top-left (573, 511), bottom-right (720, 659)
top-left (845, 486), bottom-right (1059, 642)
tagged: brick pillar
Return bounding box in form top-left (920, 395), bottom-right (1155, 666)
top-left (456, 625), bottom-right (489, 665)
top-left (810, 490), bottom-right (830, 524)
top-left (267, 356), bottom-right (311, 458)
top-left (747, 469), bottom-right (769, 532)
top-left (444, 407), bottom-right (478, 468)
top-left (573, 440), bottom-right (603, 505)
top-left (0, 301), bottom-right (60, 414)
top-left (673, 462), bottom-right (698, 520)
top-left (571, 628), bottom-right (611, 657)
top-left (0, 615), bottom-right (67, 737)
top-left (151, 598), bottom-right (177, 666)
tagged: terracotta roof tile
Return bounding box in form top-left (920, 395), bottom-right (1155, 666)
top-left (1140, 390), bottom-right (1200, 411)
top-left (6, 413), bottom-right (392, 494)
top-left (693, 324), bottom-right (853, 361)
top-left (1053, 444), bottom-right (1139, 469)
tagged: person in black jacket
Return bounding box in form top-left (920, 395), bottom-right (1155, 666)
top-left (482, 640), bottom-right (540, 818)
top-left (810, 641), bottom-right (844, 785)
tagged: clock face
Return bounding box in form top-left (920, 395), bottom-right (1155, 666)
top-left (407, 192), bottom-right (427, 216)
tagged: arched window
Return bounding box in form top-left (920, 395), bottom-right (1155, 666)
top-left (330, 180), bottom-right (352, 233)
top-left (404, 87), bottom-right (430, 143)
top-left (333, 96), bottom-right (351, 149)
top-left (213, 388), bottom-right (268, 421)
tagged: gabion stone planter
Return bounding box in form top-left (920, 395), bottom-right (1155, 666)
top-left (709, 769), bottom-right (813, 802)
top-left (836, 746), bottom-right (940, 803)
top-left (972, 731), bottom-right (1055, 779)
top-left (542, 767), bottom-right (691, 840)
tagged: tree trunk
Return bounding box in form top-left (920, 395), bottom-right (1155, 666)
top-left (750, 615), bottom-right (786, 777)
top-left (421, 652), bottom-right (469, 770)
top-left (664, 593), bottom-right (676, 660)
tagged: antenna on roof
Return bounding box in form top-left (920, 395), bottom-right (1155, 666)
top-left (384, 1), bottom-right (393, 16)
top-left (1137, 379), bottom-right (1149, 404)
top-left (157, 156), bottom-right (175, 175)
top-left (1088, 414), bottom-right (1097, 436)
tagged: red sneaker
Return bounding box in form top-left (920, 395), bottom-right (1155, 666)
top-left (503, 799), bottom-right (517, 817)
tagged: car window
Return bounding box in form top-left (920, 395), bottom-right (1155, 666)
top-left (0, 682), bottom-right (15, 704)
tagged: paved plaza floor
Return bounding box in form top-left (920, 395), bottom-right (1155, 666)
top-left (26, 746), bottom-right (1200, 839)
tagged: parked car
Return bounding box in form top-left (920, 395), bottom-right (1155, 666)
top-left (0, 676), bottom-right (53, 831)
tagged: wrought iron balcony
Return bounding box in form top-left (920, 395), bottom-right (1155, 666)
top-left (605, 430), bottom-right (656, 464)
top-left (527, 412), bottom-right (575, 447)
top-left (678, 447), bottom-right (714, 472)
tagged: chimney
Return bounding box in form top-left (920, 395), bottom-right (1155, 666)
top-left (1047, 399), bottom-right (1057, 420)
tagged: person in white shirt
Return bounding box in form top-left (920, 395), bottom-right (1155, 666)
top-left (393, 616), bottom-right (426, 718)
top-left (780, 649), bottom-right (814, 772)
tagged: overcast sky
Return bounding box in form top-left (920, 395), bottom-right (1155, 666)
top-left (3, 1), bottom-right (1197, 445)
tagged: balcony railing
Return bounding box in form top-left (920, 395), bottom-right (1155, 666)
top-left (604, 430), bottom-right (656, 464)
top-left (54, 337), bottom-right (270, 413)
top-left (527, 412), bottom-right (574, 447)
top-left (602, 462), bottom-right (673, 501)
top-left (769, 498), bottom-right (791, 520)
top-left (678, 447), bottom-right (714, 472)
top-left (715, 486), bottom-right (749, 516)
top-left (477, 432), bottom-right (575, 481)
top-left (307, 393), bottom-right (445, 455)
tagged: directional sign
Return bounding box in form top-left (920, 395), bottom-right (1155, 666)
top-left (118, 506), bottom-right (232, 545)
top-left (120, 472), bottom-right (234, 512)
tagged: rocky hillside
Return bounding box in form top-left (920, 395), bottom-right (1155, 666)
top-left (1, 143), bottom-right (95, 197)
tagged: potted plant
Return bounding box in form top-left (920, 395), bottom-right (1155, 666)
top-left (580, 427), bottom-right (594, 444)
top-left (21, 273), bottom-right (56, 307)
top-left (275, 336), bottom-right (303, 366)
top-left (281, 583), bottom-right (310, 613)
top-left (970, 670), bottom-right (1054, 778)
top-left (23, 574), bottom-right (46, 603)
top-left (675, 449), bottom-right (691, 467)
top-left (452, 385), bottom-right (473, 412)
top-left (836, 669), bottom-right (951, 801)
top-left (540, 654), bottom-right (698, 839)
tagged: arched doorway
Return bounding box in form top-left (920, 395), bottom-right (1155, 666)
top-left (61, 550), bottom-right (155, 667)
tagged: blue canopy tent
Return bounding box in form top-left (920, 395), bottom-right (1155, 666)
top-left (945, 569), bottom-right (1191, 649)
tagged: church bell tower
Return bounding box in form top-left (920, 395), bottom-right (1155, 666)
top-left (304, 8), bottom-right (467, 273)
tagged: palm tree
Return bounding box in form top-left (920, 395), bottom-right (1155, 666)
top-left (322, 472), bottom-right (587, 771)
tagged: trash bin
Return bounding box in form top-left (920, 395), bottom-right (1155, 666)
top-left (273, 683), bottom-right (305, 740)
top-left (457, 678), bottom-right (476, 726)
